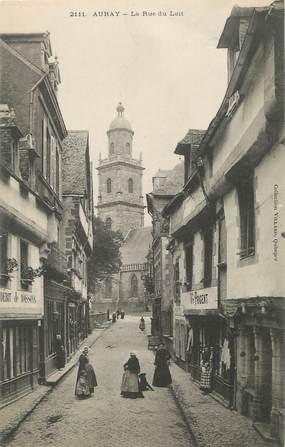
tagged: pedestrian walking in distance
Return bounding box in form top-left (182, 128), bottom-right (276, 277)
top-left (152, 343), bottom-right (172, 387)
top-left (55, 334), bottom-right (65, 370)
top-left (120, 309), bottom-right (125, 319)
top-left (121, 352), bottom-right (144, 398)
top-left (112, 312), bottom-right (117, 323)
top-left (116, 309), bottom-right (121, 319)
top-left (139, 316), bottom-right (145, 331)
top-left (75, 346), bottom-right (97, 399)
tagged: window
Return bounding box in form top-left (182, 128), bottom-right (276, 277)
top-left (20, 239), bottom-right (30, 290)
top-left (130, 274), bottom-right (138, 297)
top-left (56, 147), bottom-right (60, 194)
top-left (126, 142), bottom-right (130, 154)
top-left (174, 260), bottom-right (180, 301)
top-left (238, 176), bottom-right (255, 258)
top-left (185, 244), bottom-right (193, 291)
top-left (203, 228), bottom-right (213, 288)
top-left (106, 217), bottom-right (112, 230)
top-left (0, 234), bottom-right (9, 287)
top-left (128, 178), bottom-right (133, 193)
top-left (42, 117), bottom-right (46, 176)
top-left (110, 142), bottom-right (114, 155)
top-left (46, 129), bottom-right (51, 183)
top-left (11, 139), bottom-right (18, 173)
top-left (2, 326), bottom-right (32, 380)
top-left (107, 178), bottom-right (112, 193)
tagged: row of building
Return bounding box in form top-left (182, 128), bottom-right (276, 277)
top-left (0, 33), bottom-right (94, 404)
top-left (146, 3), bottom-right (284, 444)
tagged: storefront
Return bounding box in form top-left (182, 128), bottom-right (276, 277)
top-left (39, 280), bottom-right (68, 381)
top-left (182, 286), bottom-right (235, 407)
top-left (0, 287), bottom-right (43, 405)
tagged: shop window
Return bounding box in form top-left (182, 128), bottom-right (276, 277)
top-left (47, 301), bottom-right (55, 355)
top-left (238, 176), bottom-right (255, 259)
top-left (107, 178), bottom-right (112, 193)
top-left (130, 274), bottom-right (138, 297)
top-left (128, 178), bottom-right (133, 193)
top-left (185, 243), bottom-right (193, 291)
top-left (2, 326), bottom-right (32, 380)
top-left (203, 228), bottom-right (213, 288)
top-left (0, 233), bottom-right (9, 287)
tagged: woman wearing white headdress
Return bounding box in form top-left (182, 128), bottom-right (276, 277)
top-left (75, 346), bottom-right (97, 398)
top-left (121, 352), bottom-right (144, 398)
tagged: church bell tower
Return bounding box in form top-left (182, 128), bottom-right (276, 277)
top-left (96, 103), bottom-right (145, 234)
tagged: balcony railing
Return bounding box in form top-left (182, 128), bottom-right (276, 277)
top-left (99, 155), bottom-right (142, 167)
top-left (120, 263), bottom-right (147, 272)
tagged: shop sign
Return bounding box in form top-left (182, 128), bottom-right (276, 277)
top-left (182, 286), bottom-right (218, 310)
top-left (0, 288), bottom-right (43, 316)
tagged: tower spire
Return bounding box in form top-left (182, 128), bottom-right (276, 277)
top-left (116, 102), bottom-right (124, 117)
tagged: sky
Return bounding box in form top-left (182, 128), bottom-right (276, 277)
top-left (0, 0), bottom-right (268, 223)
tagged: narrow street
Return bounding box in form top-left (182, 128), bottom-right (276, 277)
top-left (6, 316), bottom-right (193, 447)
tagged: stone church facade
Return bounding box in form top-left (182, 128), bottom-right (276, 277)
top-left (96, 103), bottom-right (145, 234)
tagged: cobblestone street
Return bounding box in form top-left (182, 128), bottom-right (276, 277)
top-left (5, 316), bottom-right (193, 447)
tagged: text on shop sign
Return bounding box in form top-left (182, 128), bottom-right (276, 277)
top-left (0, 290), bottom-right (36, 304)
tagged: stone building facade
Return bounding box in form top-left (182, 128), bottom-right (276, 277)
top-left (146, 163), bottom-right (184, 346)
top-left (96, 103), bottom-right (144, 235)
top-left (0, 33), bottom-right (94, 397)
top-left (0, 32), bottom-right (68, 400)
top-left (118, 227), bottom-right (152, 313)
top-left (163, 3), bottom-right (284, 444)
top-left (0, 105), bottom-right (48, 405)
top-left (62, 131), bottom-right (93, 358)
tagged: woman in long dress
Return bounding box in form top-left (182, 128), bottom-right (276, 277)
top-left (152, 343), bottom-right (172, 387)
top-left (139, 316), bottom-right (145, 331)
top-left (199, 347), bottom-right (213, 394)
top-left (75, 346), bottom-right (97, 398)
top-left (121, 352), bottom-right (144, 398)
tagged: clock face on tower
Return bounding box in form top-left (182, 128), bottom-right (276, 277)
top-left (97, 103), bottom-right (145, 235)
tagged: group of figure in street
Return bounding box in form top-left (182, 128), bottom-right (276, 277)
top-left (112, 309), bottom-right (125, 322)
top-left (75, 342), bottom-right (172, 399)
top-left (121, 342), bottom-right (172, 398)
